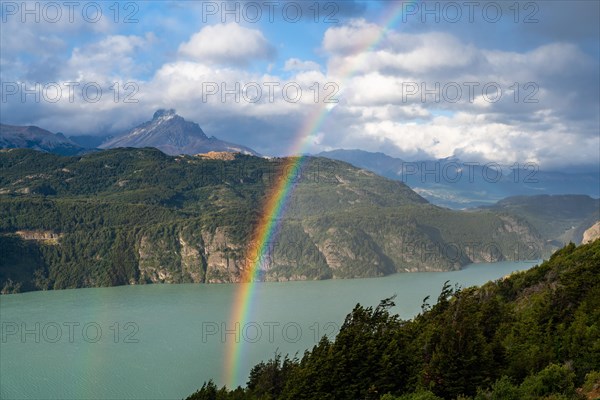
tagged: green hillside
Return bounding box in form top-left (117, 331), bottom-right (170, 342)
top-left (480, 195), bottom-right (600, 245)
top-left (187, 240), bottom-right (600, 400)
top-left (0, 148), bottom-right (547, 293)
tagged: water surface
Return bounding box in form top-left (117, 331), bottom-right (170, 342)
top-left (0, 260), bottom-right (539, 399)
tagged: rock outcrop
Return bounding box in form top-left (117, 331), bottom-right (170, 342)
top-left (583, 221), bottom-right (600, 244)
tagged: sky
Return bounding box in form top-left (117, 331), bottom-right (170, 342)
top-left (1, 0), bottom-right (599, 169)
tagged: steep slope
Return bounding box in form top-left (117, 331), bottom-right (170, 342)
top-left (0, 124), bottom-right (86, 155)
top-left (583, 221), bottom-right (600, 243)
top-left (0, 148), bottom-right (546, 293)
top-left (68, 134), bottom-right (114, 149)
top-left (187, 240), bottom-right (600, 399)
top-left (481, 194), bottom-right (600, 244)
top-left (319, 149), bottom-right (600, 209)
top-left (100, 109), bottom-right (259, 156)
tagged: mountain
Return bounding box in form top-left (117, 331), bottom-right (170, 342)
top-left (0, 148), bottom-right (548, 293)
top-left (100, 109), bottom-right (259, 156)
top-left (480, 194), bottom-right (600, 245)
top-left (0, 123), bottom-right (87, 156)
top-left (319, 149), bottom-right (407, 177)
top-left (319, 149), bottom-right (600, 209)
top-left (68, 134), bottom-right (114, 149)
top-left (187, 240), bottom-right (600, 399)
top-left (583, 221), bottom-right (600, 243)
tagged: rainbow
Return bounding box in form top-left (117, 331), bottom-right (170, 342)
top-left (223, 0), bottom-right (421, 387)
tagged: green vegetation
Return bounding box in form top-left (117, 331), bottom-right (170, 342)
top-left (1, 148), bottom-right (549, 293)
top-left (187, 240), bottom-right (600, 400)
top-left (481, 195), bottom-right (600, 245)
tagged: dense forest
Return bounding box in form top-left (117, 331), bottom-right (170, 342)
top-left (0, 148), bottom-right (555, 293)
top-left (187, 240), bottom-right (600, 400)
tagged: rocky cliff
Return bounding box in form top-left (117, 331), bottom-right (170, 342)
top-left (0, 148), bottom-right (551, 292)
top-left (583, 221), bottom-right (600, 244)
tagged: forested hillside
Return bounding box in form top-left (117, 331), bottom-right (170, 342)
top-left (480, 195), bottom-right (600, 245)
top-left (187, 240), bottom-right (600, 400)
top-left (1, 148), bottom-right (547, 293)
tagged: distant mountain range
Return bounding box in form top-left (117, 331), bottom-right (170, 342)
top-left (1, 116), bottom-right (597, 217)
top-left (318, 149), bottom-right (600, 209)
top-left (68, 134), bottom-right (114, 149)
top-left (479, 194), bottom-right (600, 245)
top-left (1, 109), bottom-right (259, 157)
top-left (0, 124), bottom-right (87, 156)
top-left (100, 109), bottom-right (259, 156)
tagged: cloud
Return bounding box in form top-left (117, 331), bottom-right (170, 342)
top-left (512, 1), bottom-right (600, 43)
top-left (67, 34), bottom-right (155, 81)
top-left (311, 108), bottom-right (598, 169)
top-left (324, 23), bottom-right (480, 77)
top-left (178, 23), bottom-right (275, 66)
top-left (312, 22), bottom-right (599, 167)
top-left (284, 58), bottom-right (321, 72)
top-left (322, 19), bottom-right (381, 55)
top-left (1, 6), bottom-right (598, 170)
top-left (195, 0), bottom-right (367, 23)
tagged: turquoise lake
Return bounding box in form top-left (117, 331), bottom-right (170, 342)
top-left (0, 260), bottom-right (540, 399)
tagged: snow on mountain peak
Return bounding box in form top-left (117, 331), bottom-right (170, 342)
top-left (99, 110), bottom-right (260, 156)
top-left (153, 109), bottom-right (177, 120)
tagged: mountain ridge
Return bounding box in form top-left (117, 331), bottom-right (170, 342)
top-left (0, 148), bottom-right (548, 293)
top-left (0, 123), bottom-right (87, 156)
top-left (100, 109), bottom-right (260, 156)
top-left (480, 194), bottom-right (600, 244)
top-left (318, 149), bottom-right (600, 209)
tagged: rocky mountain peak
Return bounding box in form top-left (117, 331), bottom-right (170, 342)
top-left (153, 109), bottom-right (177, 120)
top-left (100, 110), bottom-right (260, 156)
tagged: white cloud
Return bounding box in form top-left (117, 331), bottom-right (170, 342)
top-left (2, 16), bottom-right (598, 169)
top-left (322, 19), bottom-right (381, 55)
top-left (284, 58), bottom-right (321, 72)
top-left (0, 2), bottom-right (117, 80)
top-left (325, 28), bottom-right (479, 77)
top-left (178, 23), bottom-right (274, 65)
top-left (67, 34), bottom-right (154, 81)
top-left (306, 23), bottom-right (599, 167)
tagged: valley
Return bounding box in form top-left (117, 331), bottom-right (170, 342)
top-left (2, 2), bottom-right (599, 399)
